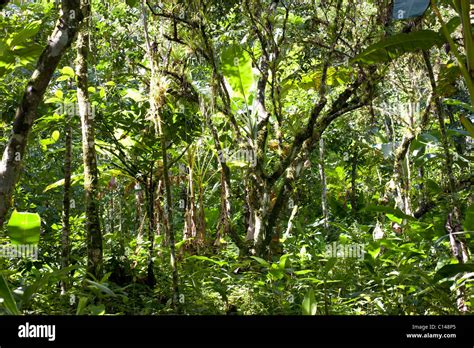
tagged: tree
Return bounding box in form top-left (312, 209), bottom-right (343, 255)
top-left (75, 0), bottom-right (103, 279)
top-left (0, 0), bottom-right (83, 227)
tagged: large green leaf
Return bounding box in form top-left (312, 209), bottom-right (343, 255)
top-left (221, 44), bottom-right (255, 102)
top-left (6, 211), bottom-right (41, 245)
top-left (460, 115), bottom-right (474, 138)
top-left (434, 263), bottom-right (474, 281)
top-left (302, 289), bottom-right (317, 315)
top-left (8, 20), bottom-right (42, 48)
top-left (0, 274), bottom-right (20, 315)
top-left (21, 266), bottom-right (78, 308)
top-left (353, 30), bottom-right (445, 65)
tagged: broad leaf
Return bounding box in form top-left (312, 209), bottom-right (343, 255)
top-left (460, 115), bottom-right (474, 138)
top-left (221, 44), bottom-right (255, 102)
top-left (8, 20), bottom-right (42, 48)
top-left (353, 30), bottom-right (445, 65)
top-left (302, 289), bottom-right (317, 315)
top-left (6, 211), bottom-right (41, 245)
top-left (0, 274), bottom-right (20, 315)
top-left (435, 263), bottom-right (474, 281)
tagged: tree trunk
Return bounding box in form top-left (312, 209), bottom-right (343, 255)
top-left (350, 153), bottom-right (357, 213)
top-left (183, 160), bottom-right (198, 250)
top-left (319, 138), bottom-right (329, 229)
top-left (145, 179), bottom-right (156, 287)
top-left (0, 0), bottom-right (83, 227)
top-left (76, 0), bottom-right (103, 280)
top-left (196, 180), bottom-right (206, 249)
top-left (60, 123), bottom-right (72, 294)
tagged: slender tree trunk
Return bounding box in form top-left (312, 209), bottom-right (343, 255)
top-left (60, 123), bottom-right (72, 294)
top-left (145, 178), bottom-right (156, 286)
top-left (319, 138), bottom-right (328, 229)
top-left (350, 154), bottom-right (357, 213)
top-left (160, 136), bottom-right (179, 308)
top-left (135, 182), bottom-right (145, 238)
top-left (184, 160), bottom-right (197, 250)
top-left (155, 180), bottom-right (164, 239)
top-left (196, 180), bottom-right (206, 249)
top-left (76, 0), bottom-right (102, 279)
top-left (0, 0), bottom-right (82, 227)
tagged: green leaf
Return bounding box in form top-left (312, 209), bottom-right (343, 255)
top-left (56, 75), bottom-right (70, 82)
top-left (221, 44), bottom-right (255, 102)
top-left (54, 90), bottom-right (63, 99)
top-left (0, 274), bottom-right (20, 315)
top-left (21, 265), bottom-right (78, 307)
top-left (126, 0), bottom-right (138, 7)
top-left (386, 214), bottom-right (403, 224)
top-left (6, 210), bottom-right (41, 245)
top-left (250, 256), bottom-right (271, 268)
top-left (278, 253), bottom-right (291, 270)
top-left (443, 98), bottom-right (474, 112)
top-left (60, 66), bottom-right (75, 77)
top-left (302, 289), bottom-right (317, 315)
top-left (445, 17), bottom-right (461, 35)
top-left (187, 255), bottom-right (227, 267)
top-left (294, 270), bottom-right (314, 275)
top-left (124, 88), bottom-right (145, 102)
top-left (434, 263), bottom-right (474, 281)
top-left (460, 115), bottom-right (474, 138)
top-left (323, 257), bottom-right (337, 273)
top-left (89, 304), bottom-right (106, 315)
top-left (8, 20), bottom-right (42, 48)
top-left (353, 30), bottom-right (445, 65)
top-left (43, 173), bottom-right (83, 192)
top-left (51, 130), bottom-right (60, 142)
top-left (76, 297), bottom-right (89, 315)
top-left (85, 280), bottom-right (116, 296)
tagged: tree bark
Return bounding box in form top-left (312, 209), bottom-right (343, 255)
top-left (350, 153), bottom-right (357, 213)
top-left (76, 0), bottom-right (103, 280)
top-left (145, 178), bottom-right (156, 287)
top-left (60, 123), bottom-right (72, 294)
top-left (0, 0), bottom-right (83, 227)
top-left (319, 138), bottom-right (329, 229)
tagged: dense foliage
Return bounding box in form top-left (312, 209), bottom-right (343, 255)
top-left (0, 0), bottom-right (473, 315)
